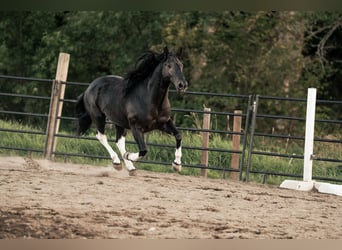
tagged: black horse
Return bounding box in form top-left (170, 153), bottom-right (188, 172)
top-left (76, 47), bottom-right (188, 175)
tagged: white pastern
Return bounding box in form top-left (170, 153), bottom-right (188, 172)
top-left (174, 146), bottom-right (182, 165)
top-left (96, 131), bottom-right (121, 164)
top-left (116, 137), bottom-right (136, 171)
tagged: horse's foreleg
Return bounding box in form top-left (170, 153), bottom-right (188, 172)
top-left (172, 133), bottom-right (182, 172)
top-left (96, 131), bottom-right (121, 168)
top-left (159, 120), bottom-right (182, 172)
top-left (173, 145), bottom-right (182, 172)
top-left (124, 125), bottom-right (147, 162)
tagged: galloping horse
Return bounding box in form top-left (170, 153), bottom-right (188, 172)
top-left (76, 47), bottom-right (188, 175)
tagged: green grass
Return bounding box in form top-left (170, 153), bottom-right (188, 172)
top-left (246, 135), bottom-right (342, 184)
top-left (53, 128), bottom-right (234, 179)
top-left (0, 120), bottom-right (46, 157)
top-left (1, 119), bottom-right (342, 185)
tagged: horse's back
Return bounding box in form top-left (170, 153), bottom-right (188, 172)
top-left (83, 75), bottom-right (129, 128)
top-left (85, 75), bottom-right (124, 98)
top-left (87, 75), bottom-right (123, 90)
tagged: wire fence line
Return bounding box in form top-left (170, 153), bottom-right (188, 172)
top-left (1, 74), bottom-right (342, 184)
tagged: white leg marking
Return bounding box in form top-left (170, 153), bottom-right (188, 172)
top-left (96, 131), bottom-right (121, 164)
top-left (116, 137), bottom-right (136, 171)
top-left (174, 146), bottom-right (182, 165)
top-left (126, 152), bottom-right (140, 162)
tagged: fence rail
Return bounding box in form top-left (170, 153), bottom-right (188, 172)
top-left (245, 94), bottom-right (342, 184)
top-left (1, 62), bottom-right (342, 184)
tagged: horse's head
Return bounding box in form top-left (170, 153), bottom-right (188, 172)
top-left (161, 47), bottom-right (188, 93)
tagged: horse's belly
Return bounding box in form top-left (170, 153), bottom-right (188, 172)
top-left (106, 114), bottom-right (130, 129)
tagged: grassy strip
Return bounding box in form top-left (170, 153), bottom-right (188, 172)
top-left (1, 119), bottom-right (341, 184)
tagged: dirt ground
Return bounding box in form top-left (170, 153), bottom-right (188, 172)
top-left (1, 156), bottom-right (342, 239)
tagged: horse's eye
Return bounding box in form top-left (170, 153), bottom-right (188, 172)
top-left (165, 63), bottom-right (172, 69)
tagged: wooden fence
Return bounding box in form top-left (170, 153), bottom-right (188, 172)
top-left (1, 52), bottom-right (342, 184)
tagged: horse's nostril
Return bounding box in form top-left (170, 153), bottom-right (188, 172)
top-left (178, 83), bottom-right (184, 89)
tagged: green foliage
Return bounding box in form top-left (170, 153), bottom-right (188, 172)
top-left (0, 11), bottom-right (341, 90)
top-left (1, 11), bottom-right (341, 131)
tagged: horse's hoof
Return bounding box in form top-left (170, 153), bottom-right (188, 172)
top-left (113, 162), bottom-right (123, 171)
top-left (172, 162), bottom-right (182, 172)
top-left (129, 169), bottom-right (137, 176)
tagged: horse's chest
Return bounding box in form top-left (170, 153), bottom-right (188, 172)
top-left (147, 110), bottom-right (169, 128)
top-left (127, 101), bottom-right (170, 131)
top-left (150, 112), bottom-right (170, 124)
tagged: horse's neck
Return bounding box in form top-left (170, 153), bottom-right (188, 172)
top-left (148, 67), bottom-right (170, 109)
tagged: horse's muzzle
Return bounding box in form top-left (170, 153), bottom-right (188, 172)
top-left (177, 81), bottom-right (188, 93)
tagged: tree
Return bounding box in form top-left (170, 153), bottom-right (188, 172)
top-left (1, 11), bottom-right (341, 128)
top-left (0, 11), bottom-right (61, 125)
top-left (301, 11), bottom-right (342, 100)
top-left (33, 11), bottom-right (167, 82)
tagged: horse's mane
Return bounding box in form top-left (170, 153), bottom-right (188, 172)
top-left (124, 50), bottom-right (167, 95)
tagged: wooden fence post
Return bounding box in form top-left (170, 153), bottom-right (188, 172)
top-left (44, 52), bottom-right (70, 160)
top-left (230, 110), bottom-right (242, 180)
top-left (200, 108), bottom-right (211, 177)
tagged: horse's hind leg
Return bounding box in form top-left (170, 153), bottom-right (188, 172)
top-left (115, 125), bottom-right (136, 175)
top-left (96, 132), bottom-right (122, 169)
top-left (93, 115), bottom-right (122, 169)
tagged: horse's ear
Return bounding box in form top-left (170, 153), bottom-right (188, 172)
top-left (163, 46), bottom-right (169, 56)
top-left (176, 47), bottom-right (183, 59)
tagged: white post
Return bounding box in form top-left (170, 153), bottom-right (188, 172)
top-left (303, 88), bottom-right (316, 182)
top-left (280, 88), bottom-right (342, 196)
top-left (280, 88), bottom-right (316, 191)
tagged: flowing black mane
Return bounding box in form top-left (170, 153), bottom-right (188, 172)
top-left (124, 50), bottom-right (167, 95)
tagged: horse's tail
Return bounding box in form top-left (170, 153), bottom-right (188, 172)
top-left (75, 93), bottom-right (92, 135)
